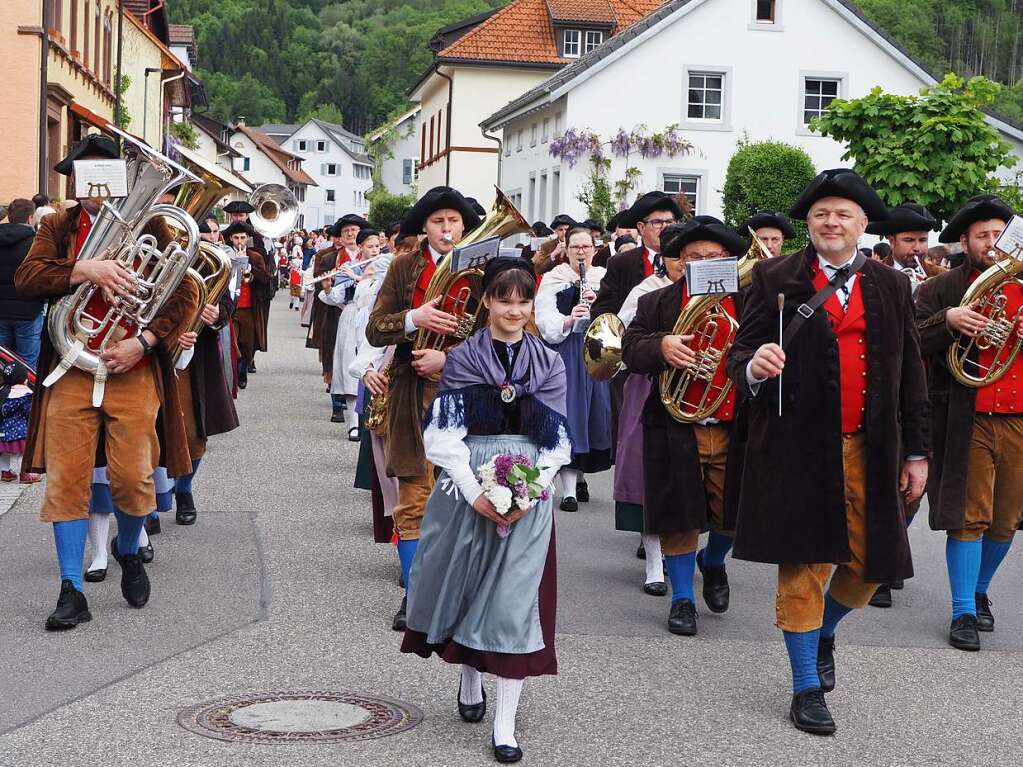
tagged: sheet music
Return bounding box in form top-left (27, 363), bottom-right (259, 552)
top-left (995, 215), bottom-right (1023, 259)
top-left (685, 257), bottom-right (740, 296)
top-left (73, 160), bottom-right (128, 199)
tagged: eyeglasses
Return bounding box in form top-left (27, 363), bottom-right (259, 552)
top-left (568, 244), bottom-right (594, 251)
top-left (642, 218), bottom-right (675, 228)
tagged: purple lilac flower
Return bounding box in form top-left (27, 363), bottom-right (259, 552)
top-left (494, 454), bottom-right (514, 486)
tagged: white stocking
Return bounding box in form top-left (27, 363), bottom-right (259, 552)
top-left (560, 468), bottom-right (579, 499)
top-left (642, 534), bottom-right (664, 584)
top-left (138, 526), bottom-right (150, 549)
top-left (493, 676), bottom-right (524, 748)
top-left (87, 512), bottom-right (111, 571)
top-left (458, 664), bottom-right (483, 705)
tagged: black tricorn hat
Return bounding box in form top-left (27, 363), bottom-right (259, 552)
top-left (356, 227), bottom-right (379, 244)
top-left (743, 210), bottom-right (796, 239)
top-left (582, 218), bottom-right (604, 232)
top-left (660, 215), bottom-right (747, 260)
top-left (465, 197), bottom-right (487, 218)
top-left (223, 200), bottom-right (255, 215)
top-left (334, 213), bottom-right (371, 232)
top-left (549, 213), bottom-right (577, 229)
top-left (789, 169), bottom-right (888, 221)
top-left (401, 186), bottom-right (481, 235)
top-left (866, 203), bottom-right (940, 236)
top-left (621, 191), bottom-right (684, 228)
top-left (222, 221), bottom-right (255, 239)
top-left (54, 133), bottom-right (119, 176)
top-left (939, 195), bottom-right (1015, 243)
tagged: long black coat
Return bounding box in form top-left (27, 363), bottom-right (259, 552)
top-left (591, 246), bottom-right (651, 318)
top-left (190, 289), bottom-right (239, 439)
top-left (725, 247), bottom-right (929, 582)
top-left (914, 261), bottom-right (992, 531)
top-left (623, 279), bottom-right (745, 535)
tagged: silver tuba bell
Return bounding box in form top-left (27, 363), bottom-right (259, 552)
top-left (248, 183), bottom-right (299, 239)
top-left (42, 125), bottom-right (203, 406)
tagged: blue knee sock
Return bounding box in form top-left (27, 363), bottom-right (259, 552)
top-left (175, 459), bottom-right (201, 495)
top-left (148, 511), bottom-right (160, 521)
top-left (53, 520), bottom-right (88, 591)
top-left (701, 532), bottom-right (733, 567)
top-left (783, 629), bottom-right (821, 694)
top-left (396, 539), bottom-right (418, 593)
top-left (113, 509), bottom-right (145, 557)
top-left (820, 592), bottom-right (853, 639)
top-left (976, 537), bottom-right (1012, 596)
top-left (156, 491), bottom-right (173, 513)
top-left (946, 537), bottom-right (982, 619)
top-left (665, 552), bottom-right (696, 603)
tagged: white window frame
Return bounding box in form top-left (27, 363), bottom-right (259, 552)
top-left (659, 169), bottom-right (707, 215)
top-left (563, 29), bottom-right (580, 58)
top-left (538, 171), bottom-right (548, 222)
top-left (681, 66), bottom-right (732, 132)
top-left (516, 128), bottom-right (524, 152)
top-left (551, 168), bottom-right (560, 213)
top-left (323, 163), bottom-right (338, 176)
top-left (584, 30), bottom-right (603, 53)
top-left (296, 139), bottom-right (307, 151)
top-left (797, 71), bottom-right (847, 135)
top-left (528, 173), bottom-right (537, 221)
top-left (316, 140), bottom-right (327, 152)
top-left (530, 123), bottom-right (538, 147)
top-left (749, 0), bottom-right (784, 30)
top-left (326, 189), bottom-right (335, 202)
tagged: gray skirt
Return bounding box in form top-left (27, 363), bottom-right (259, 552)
top-left (406, 435), bottom-right (554, 655)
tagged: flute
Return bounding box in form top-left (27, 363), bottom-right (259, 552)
top-left (303, 256), bottom-right (383, 291)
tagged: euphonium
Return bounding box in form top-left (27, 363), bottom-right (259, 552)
top-left (43, 126), bottom-right (202, 407)
top-left (658, 228), bottom-right (770, 423)
top-left (414, 186), bottom-right (530, 352)
top-left (947, 236), bottom-right (1023, 388)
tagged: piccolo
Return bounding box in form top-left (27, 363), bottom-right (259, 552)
top-left (303, 256), bottom-right (383, 291)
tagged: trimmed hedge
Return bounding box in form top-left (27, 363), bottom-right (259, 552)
top-left (367, 190), bottom-right (415, 231)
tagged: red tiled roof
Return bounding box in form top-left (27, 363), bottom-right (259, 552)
top-left (236, 125), bottom-right (317, 186)
top-left (439, 0), bottom-right (663, 64)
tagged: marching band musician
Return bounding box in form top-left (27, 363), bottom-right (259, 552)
top-left (593, 211), bottom-right (639, 268)
top-left (742, 210), bottom-right (796, 259)
top-left (16, 134), bottom-right (199, 631)
top-left (915, 195), bottom-right (1020, 652)
top-left (862, 202), bottom-right (941, 608)
top-left (366, 186), bottom-right (481, 631)
top-left (223, 221), bottom-right (271, 390)
top-left (224, 200), bottom-right (272, 372)
top-left (623, 217), bottom-right (748, 636)
top-left (535, 227), bottom-right (612, 512)
top-left (527, 213), bottom-right (575, 275)
top-left (726, 169), bottom-right (929, 735)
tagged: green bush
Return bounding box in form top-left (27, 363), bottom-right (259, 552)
top-left (367, 190), bottom-right (414, 230)
top-left (721, 139), bottom-right (816, 252)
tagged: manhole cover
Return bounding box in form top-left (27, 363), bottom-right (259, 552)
top-left (177, 690), bottom-right (422, 744)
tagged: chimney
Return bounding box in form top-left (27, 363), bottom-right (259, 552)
top-left (236, 116), bottom-right (246, 127)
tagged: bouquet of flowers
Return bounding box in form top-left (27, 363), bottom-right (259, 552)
top-left (478, 453), bottom-right (551, 537)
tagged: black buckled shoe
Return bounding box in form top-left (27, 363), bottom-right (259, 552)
top-left (696, 550), bottom-right (730, 613)
top-left (175, 492), bottom-right (197, 526)
top-left (869, 584), bottom-right (892, 608)
top-left (817, 635), bottom-right (836, 693)
top-left (140, 542), bottom-right (154, 564)
top-left (45, 580), bottom-right (92, 631)
top-left (975, 593), bottom-right (994, 632)
top-left (576, 481), bottom-right (589, 502)
top-left (559, 496), bottom-right (578, 512)
top-left (84, 567), bottom-right (107, 583)
top-left (144, 515), bottom-right (161, 536)
top-left (117, 552), bottom-right (151, 608)
top-left (644, 580), bottom-right (667, 596)
top-left (667, 598), bottom-right (698, 636)
top-left (457, 682), bottom-right (486, 723)
top-left (492, 735), bottom-right (523, 764)
top-left (391, 596), bottom-right (407, 631)
top-left (789, 688), bottom-right (836, 735)
top-left (948, 614), bottom-right (981, 651)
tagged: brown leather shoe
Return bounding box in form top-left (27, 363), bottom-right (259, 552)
top-left (19, 472), bottom-right (42, 483)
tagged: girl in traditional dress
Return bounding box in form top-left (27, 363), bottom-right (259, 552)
top-left (535, 227), bottom-right (612, 512)
top-left (402, 257), bottom-right (572, 764)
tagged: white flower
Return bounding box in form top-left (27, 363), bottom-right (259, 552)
top-left (489, 485), bottom-right (514, 516)
top-left (514, 495), bottom-right (530, 511)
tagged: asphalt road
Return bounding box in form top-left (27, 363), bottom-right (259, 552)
top-left (1, 298), bottom-right (1022, 766)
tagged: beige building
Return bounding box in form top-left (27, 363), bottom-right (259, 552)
top-left (2, 0), bottom-right (198, 205)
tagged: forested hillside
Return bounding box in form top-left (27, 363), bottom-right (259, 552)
top-left (173, 0), bottom-right (1023, 132)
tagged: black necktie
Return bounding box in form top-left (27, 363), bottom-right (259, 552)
top-left (825, 265), bottom-right (852, 310)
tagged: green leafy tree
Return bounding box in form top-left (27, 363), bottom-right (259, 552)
top-left (114, 74), bottom-right (132, 129)
top-left (299, 103), bottom-right (345, 125)
top-left (576, 157), bottom-right (616, 224)
top-left (367, 190), bottom-right (414, 230)
top-left (721, 139), bottom-right (816, 251)
top-left (814, 74), bottom-right (1018, 222)
top-left (200, 70), bottom-right (286, 124)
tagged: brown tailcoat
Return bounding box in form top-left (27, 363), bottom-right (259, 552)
top-left (242, 246), bottom-right (271, 352)
top-left (366, 244), bottom-right (438, 478)
top-left (725, 246), bottom-right (929, 582)
top-left (15, 206), bottom-right (198, 476)
top-left (307, 247), bottom-right (341, 376)
top-left (623, 279), bottom-right (745, 534)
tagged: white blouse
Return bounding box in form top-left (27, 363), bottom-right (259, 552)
top-left (534, 262), bottom-right (607, 345)
top-left (619, 274), bottom-right (672, 329)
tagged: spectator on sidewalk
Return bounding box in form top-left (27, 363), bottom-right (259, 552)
top-left (31, 194), bottom-right (56, 229)
top-left (0, 199), bottom-right (45, 368)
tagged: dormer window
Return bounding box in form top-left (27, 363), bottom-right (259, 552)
top-left (562, 30), bottom-right (580, 58)
top-left (584, 30), bottom-right (603, 53)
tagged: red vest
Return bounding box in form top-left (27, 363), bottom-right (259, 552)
top-left (643, 248), bottom-right (654, 278)
top-left (412, 243), bottom-right (437, 310)
top-left (74, 209), bottom-right (92, 258)
top-left (679, 285), bottom-right (736, 422)
top-left (974, 278), bottom-right (1023, 414)
top-left (237, 281), bottom-right (252, 309)
top-left (812, 263), bottom-right (867, 434)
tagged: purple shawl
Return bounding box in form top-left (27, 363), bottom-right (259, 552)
top-left (423, 328), bottom-right (569, 450)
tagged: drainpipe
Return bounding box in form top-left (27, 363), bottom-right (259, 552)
top-left (482, 127), bottom-right (502, 188)
top-left (142, 67), bottom-right (161, 142)
top-left (435, 67), bottom-right (453, 186)
top-left (37, 0), bottom-right (51, 194)
top-left (114, 0), bottom-right (124, 135)
top-left (159, 70), bottom-right (186, 151)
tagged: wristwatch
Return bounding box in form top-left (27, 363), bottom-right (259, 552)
top-left (136, 334), bottom-right (153, 355)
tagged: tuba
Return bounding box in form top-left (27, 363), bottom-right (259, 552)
top-left (249, 183), bottom-right (299, 239)
top-left (658, 228), bottom-right (770, 422)
top-left (43, 126), bottom-right (203, 406)
top-left (947, 229), bottom-right (1023, 388)
top-left (414, 187), bottom-right (530, 352)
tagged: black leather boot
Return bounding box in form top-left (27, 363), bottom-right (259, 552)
top-left (45, 580), bottom-right (92, 631)
top-left (789, 688), bottom-right (836, 735)
top-left (391, 596), bottom-right (407, 631)
top-left (975, 593), bottom-right (994, 632)
top-left (175, 492), bottom-right (197, 525)
top-left (667, 598), bottom-right (697, 636)
top-left (817, 635), bottom-right (836, 693)
top-left (696, 550), bottom-right (730, 613)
